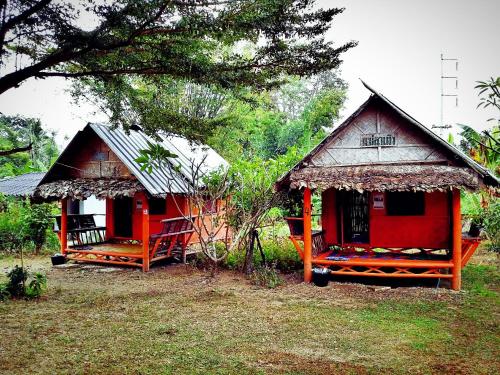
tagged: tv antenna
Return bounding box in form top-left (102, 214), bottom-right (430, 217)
top-left (432, 54), bottom-right (458, 136)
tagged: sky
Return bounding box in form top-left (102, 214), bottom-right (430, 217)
top-left (0, 0), bottom-right (498, 146)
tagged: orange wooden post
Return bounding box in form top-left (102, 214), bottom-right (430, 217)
top-left (303, 187), bottom-right (313, 283)
top-left (451, 189), bottom-right (462, 290)
top-left (60, 198), bottom-right (68, 255)
top-left (142, 196), bottom-right (150, 272)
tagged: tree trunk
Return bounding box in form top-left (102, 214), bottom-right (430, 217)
top-left (243, 230), bottom-right (255, 275)
top-left (35, 243), bottom-right (42, 256)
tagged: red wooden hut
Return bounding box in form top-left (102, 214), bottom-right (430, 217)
top-left (34, 123), bottom-right (228, 271)
top-left (276, 82), bottom-right (499, 290)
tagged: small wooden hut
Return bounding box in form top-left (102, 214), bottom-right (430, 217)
top-left (276, 82), bottom-right (499, 290)
top-left (34, 123), bottom-right (228, 271)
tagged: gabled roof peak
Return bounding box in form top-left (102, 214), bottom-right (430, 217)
top-left (37, 122), bottom-right (228, 198)
top-left (276, 81), bottom-right (499, 191)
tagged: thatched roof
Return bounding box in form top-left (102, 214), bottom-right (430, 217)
top-left (34, 178), bottom-right (145, 201)
top-left (276, 81), bottom-right (499, 193)
top-left (288, 165), bottom-right (481, 192)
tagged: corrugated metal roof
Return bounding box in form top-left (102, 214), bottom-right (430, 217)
top-left (89, 123), bottom-right (228, 196)
top-left (0, 172), bottom-right (46, 197)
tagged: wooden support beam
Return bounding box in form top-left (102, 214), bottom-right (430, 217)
top-left (60, 198), bottom-right (68, 255)
top-left (65, 249), bottom-right (143, 258)
top-left (461, 239), bottom-right (480, 267)
top-left (303, 187), bottom-right (313, 283)
top-left (313, 258), bottom-right (453, 268)
top-left (451, 189), bottom-right (462, 290)
top-left (142, 195), bottom-right (150, 272)
top-left (329, 270), bottom-right (453, 279)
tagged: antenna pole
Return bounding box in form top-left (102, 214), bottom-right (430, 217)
top-left (440, 53), bottom-right (444, 128)
top-left (433, 54), bottom-right (458, 137)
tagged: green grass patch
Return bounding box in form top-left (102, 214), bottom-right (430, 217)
top-left (0, 256), bottom-right (499, 374)
top-left (462, 264), bottom-right (499, 297)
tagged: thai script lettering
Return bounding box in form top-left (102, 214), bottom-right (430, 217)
top-left (361, 134), bottom-right (396, 147)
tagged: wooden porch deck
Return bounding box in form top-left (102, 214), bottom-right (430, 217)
top-left (313, 250), bottom-right (455, 279)
top-left (65, 242), bottom-right (199, 268)
top-left (286, 214), bottom-right (481, 283)
top-left (66, 243), bottom-right (145, 268)
top-left (59, 216), bottom-right (197, 271)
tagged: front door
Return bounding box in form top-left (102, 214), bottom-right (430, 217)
top-left (342, 191), bottom-right (369, 244)
top-left (113, 197), bottom-right (133, 238)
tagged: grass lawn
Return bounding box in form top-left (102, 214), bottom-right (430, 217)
top-left (0, 250), bottom-right (499, 375)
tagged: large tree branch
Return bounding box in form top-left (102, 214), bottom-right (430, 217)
top-left (0, 47), bottom-right (79, 94)
top-left (0, 1), bottom-right (175, 93)
top-left (0, 0), bottom-right (52, 34)
top-left (35, 67), bottom-right (168, 78)
top-left (0, 0), bottom-right (52, 57)
top-left (0, 142), bottom-right (32, 156)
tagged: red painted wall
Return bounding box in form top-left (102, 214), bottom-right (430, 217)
top-left (105, 193), bottom-right (225, 245)
top-left (321, 189), bottom-right (450, 249)
top-left (107, 193), bottom-right (188, 241)
top-left (105, 198), bottom-right (114, 240)
top-left (370, 191), bottom-right (450, 249)
top-left (148, 194), bottom-right (188, 235)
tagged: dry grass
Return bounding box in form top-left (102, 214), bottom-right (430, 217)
top-left (0, 250), bottom-right (499, 375)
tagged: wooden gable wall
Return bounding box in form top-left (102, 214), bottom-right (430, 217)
top-left (46, 127), bottom-right (134, 182)
top-left (311, 98), bottom-right (454, 167)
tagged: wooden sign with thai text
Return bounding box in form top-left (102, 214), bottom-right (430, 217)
top-left (361, 134), bottom-right (396, 147)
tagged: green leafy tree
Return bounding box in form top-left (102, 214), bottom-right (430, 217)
top-left (24, 203), bottom-right (54, 255)
top-left (1, 0), bottom-right (355, 141)
top-left (0, 115), bottom-right (59, 177)
top-left (458, 76), bottom-right (500, 177)
top-left (228, 150), bottom-right (301, 274)
top-left (208, 72), bottom-right (347, 161)
top-left (459, 124), bottom-right (499, 176)
top-left (475, 77), bottom-right (500, 119)
top-left (458, 77), bottom-right (500, 246)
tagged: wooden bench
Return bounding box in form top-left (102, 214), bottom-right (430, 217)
top-left (285, 217), bottom-right (326, 259)
top-left (149, 217), bottom-right (195, 262)
top-left (55, 214), bottom-right (106, 246)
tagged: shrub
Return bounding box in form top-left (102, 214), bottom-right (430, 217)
top-left (24, 204), bottom-right (54, 255)
top-left (44, 231), bottom-right (61, 253)
top-left (225, 238), bottom-right (302, 272)
top-left (0, 195), bottom-right (57, 255)
top-left (250, 265), bottom-right (283, 289)
top-left (0, 283), bottom-right (10, 301)
top-left (25, 272), bottom-right (47, 299)
top-left (2, 266), bottom-right (47, 300)
top-left (0, 198), bottom-right (29, 253)
top-left (483, 201), bottom-right (500, 252)
top-left (6, 265), bottom-right (28, 298)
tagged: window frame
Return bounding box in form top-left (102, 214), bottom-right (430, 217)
top-left (386, 191), bottom-right (425, 216)
top-left (148, 197), bottom-right (167, 215)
